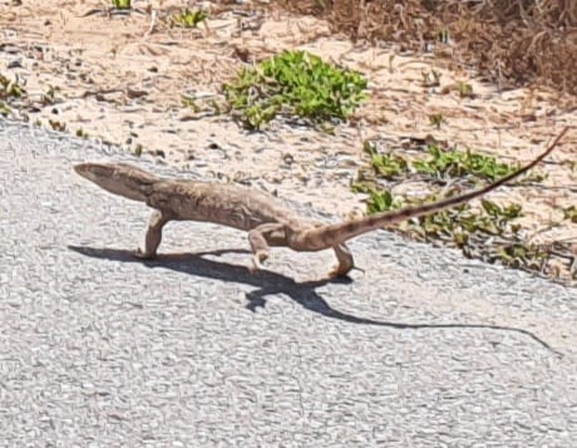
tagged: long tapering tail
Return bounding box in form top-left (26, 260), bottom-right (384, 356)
top-left (294, 127), bottom-right (569, 250)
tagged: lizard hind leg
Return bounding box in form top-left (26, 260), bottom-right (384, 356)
top-left (328, 243), bottom-right (355, 278)
top-left (247, 223), bottom-right (287, 273)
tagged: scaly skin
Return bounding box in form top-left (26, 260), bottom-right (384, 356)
top-left (74, 127), bottom-right (568, 278)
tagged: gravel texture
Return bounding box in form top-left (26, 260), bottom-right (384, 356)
top-left (1, 118), bottom-right (576, 447)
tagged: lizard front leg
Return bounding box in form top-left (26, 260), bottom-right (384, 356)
top-left (134, 209), bottom-right (173, 259)
top-left (247, 223), bottom-right (287, 273)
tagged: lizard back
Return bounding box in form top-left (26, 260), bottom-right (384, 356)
top-left (147, 180), bottom-right (305, 231)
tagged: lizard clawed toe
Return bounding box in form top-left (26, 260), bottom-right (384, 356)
top-left (328, 266), bottom-right (351, 279)
top-left (329, 265), bottom-right (365, 279)
top-left (249, 250), bottom-right (269, 274)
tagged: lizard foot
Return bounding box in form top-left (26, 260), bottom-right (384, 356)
top-left (133, 248), bottom-right (157, 260)
top-left (328, 264), bottom-right (358, 279)
top-left (249, 250), bottom-right (269, 274)
top-left (328, 268), bottom-right (348, 279)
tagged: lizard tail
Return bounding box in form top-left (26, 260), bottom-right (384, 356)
top-left (74, 162), bottom-right (159, 202)
top-left (293, 126), bottom-right (569, 251)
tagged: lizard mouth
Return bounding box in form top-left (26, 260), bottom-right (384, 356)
top-left (74, 162), bottom-right (117, 186)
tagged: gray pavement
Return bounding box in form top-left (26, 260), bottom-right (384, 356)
top-left (1, 118), bottom-right (576, 447)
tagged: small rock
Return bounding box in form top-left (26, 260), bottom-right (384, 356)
top-left (7, 59), bottom-right (22, 69)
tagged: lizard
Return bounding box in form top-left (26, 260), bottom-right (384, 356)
top-left (74, 127), bottom-right (568, 278)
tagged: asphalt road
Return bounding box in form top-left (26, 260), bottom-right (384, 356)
top-left (1, 118), bottom-right (576, 447)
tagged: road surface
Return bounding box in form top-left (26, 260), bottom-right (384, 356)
top-left (1, 118), bottom-right (576, 446)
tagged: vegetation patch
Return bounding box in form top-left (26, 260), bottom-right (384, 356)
top-left (223, 50), bottom-right (368, 130)
top-left (111, 0), bottom-right (131, 10)
top-left (352, 139), bottom-right (574, 281)
top-left (0, 73), bottom-right (26, 117)
top-left (170, 8), bottom-right (209, 29)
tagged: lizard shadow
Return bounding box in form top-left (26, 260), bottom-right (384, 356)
top-left (68, 245), bottom-right (560, 355)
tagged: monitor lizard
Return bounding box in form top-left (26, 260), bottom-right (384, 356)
top-left (74, 127), bottom-right (568, 278)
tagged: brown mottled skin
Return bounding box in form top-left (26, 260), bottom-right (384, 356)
top-left (74, 127), bottom-right (568, 278)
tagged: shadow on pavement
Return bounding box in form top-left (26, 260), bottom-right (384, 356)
top-left (68, 245), bottom-right (562, 356)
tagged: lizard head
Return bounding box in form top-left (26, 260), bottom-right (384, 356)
top-left (74, 162), bottom-right (158, 202)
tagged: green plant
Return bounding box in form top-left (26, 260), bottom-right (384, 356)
top-left (437, 29), bottom-right (450, 44)
top-left (456, 81), bottom-right (475, 98)
top-left (182, 96), bottom-right (201, 113)
top-left (111, 0), bottom-right (131, 9)
top-left (493, 242), bottom-right (548, 270)
top-left (429, 113), bottom-right (444, 129)
top-left (364, 189), bottom-right (404, 215)
top-left (48, 120), bottom-right (66, 132)
top-left (414, 145), bottom-right (517, 182)
top-left (0, 73), bottom-right (25, 100)
top-left (41, 85), bottom-right (61, 106)
top-left (563, 205), bottom-right (577, 224)
top-left (421, 69), bottom-right (442, 87)
top-left (182, 93), bottom-right (228, 117)
top-left (0, 101), bottom-right (10, 117)
top-left (223, 50), bottom-right (368, 130)
top-left (361, 140), bottom-right (409, 179)
top-left (75, 128), bottom-right (89, 139)
top-left (171, 8), bottom-right (209, 28)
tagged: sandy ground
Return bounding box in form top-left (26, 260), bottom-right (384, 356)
top-left (1, 0), bottom-right (575, 279)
